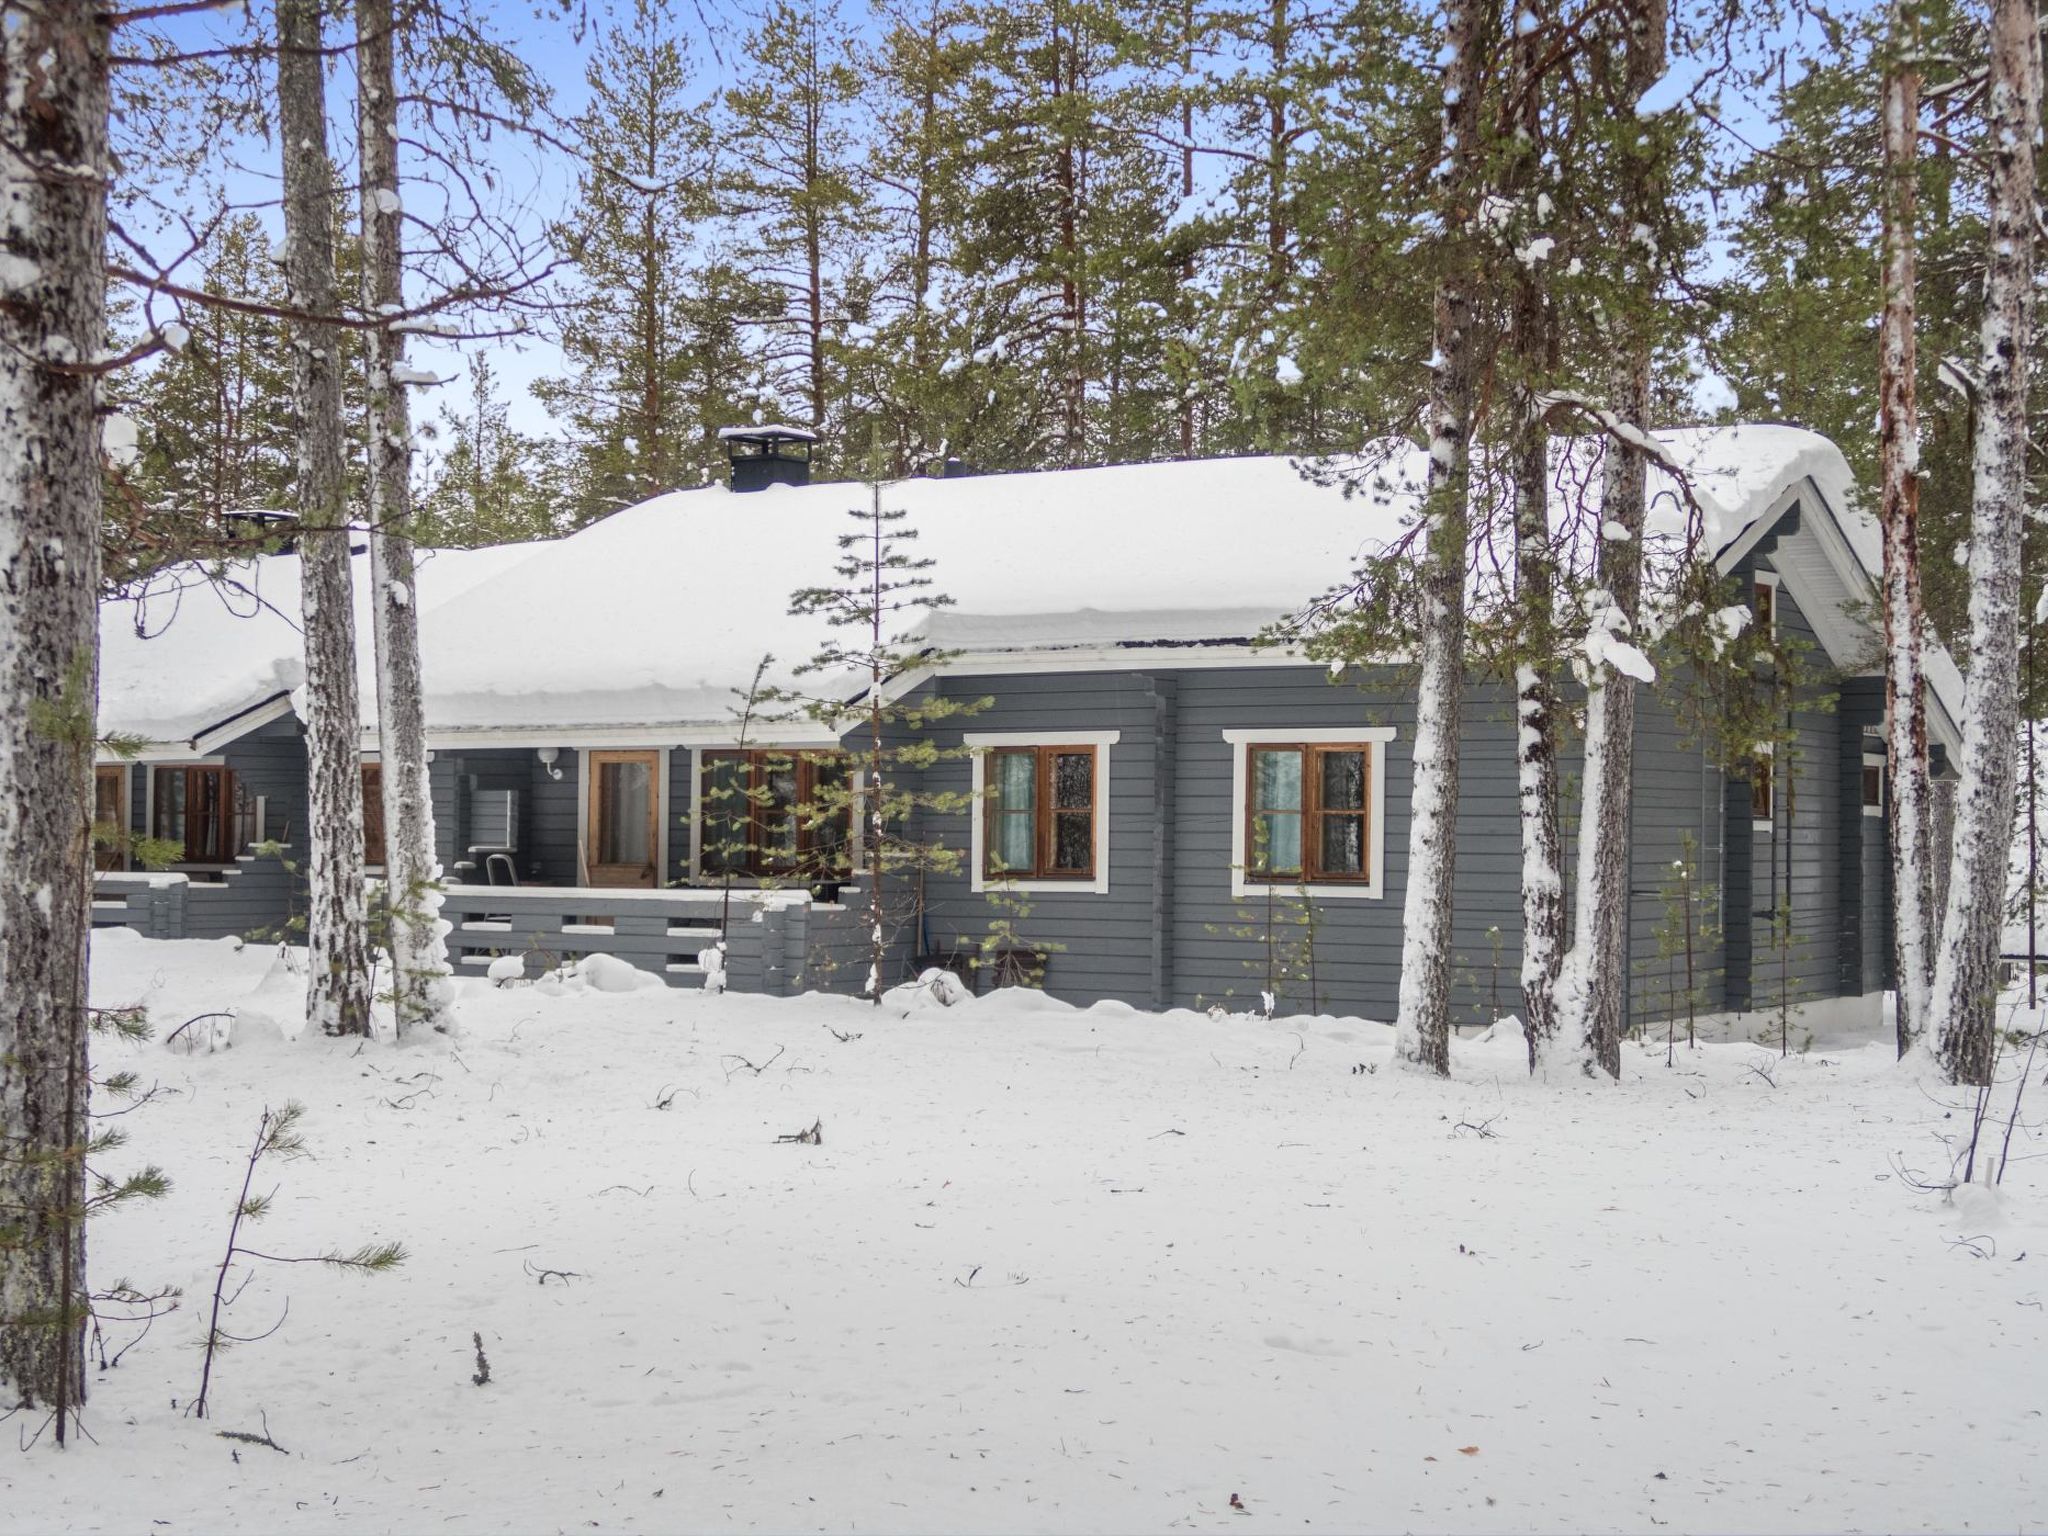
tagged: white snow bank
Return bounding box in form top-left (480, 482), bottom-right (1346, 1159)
top-left (58, 934), bottom-right (2048, 1536)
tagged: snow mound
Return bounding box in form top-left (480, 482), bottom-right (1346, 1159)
top-left (226, 949), bottom-right (307, 1046)
top-left (576, 952), bottom-right (667, 994)
top-left (883, 967), bottom-right (974, 1010)
top-left (485, 954), bottom-right (525, 985)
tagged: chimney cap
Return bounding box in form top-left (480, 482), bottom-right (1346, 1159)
top-left (716, 424), bottom-right (818, 445)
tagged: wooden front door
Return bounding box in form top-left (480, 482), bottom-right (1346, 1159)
top-left (586, 751), bottom-right (660, 888)
top-left (94, 765), bottom-right (125, 870)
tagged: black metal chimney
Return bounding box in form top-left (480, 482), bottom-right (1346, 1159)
top-left (720, 424), bottom-right (816, 492)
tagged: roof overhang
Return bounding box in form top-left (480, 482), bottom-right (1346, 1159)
top-left (1713, 474), bottom-right (1962, 756)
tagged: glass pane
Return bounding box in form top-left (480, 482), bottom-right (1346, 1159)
top-left (1052, 810), bottom-right (1092, 871)
top-left (761, 757), bottom-right (798, 864)
top-left (155, 769), bottom-right (185, 844)
top-left (95, 769), bottom-right (122, 823)
top-left (1320, 750), bottom-right (1366, 811)
top-left (1253, 748), bottom-right (1303, 812)
top-left (1321, 814), bottom-right (1364, 875)
top-left (993, 751), bottom-right (1037, 813)
top-left (599, 759), bottom-right (651, 865)
top-left (193, 770), bottom-right (225, 861)
top-left (1052, 751), bottom-right (1092, 810)
top-left (701, 754), bottom-right (747, 872)
top-left (1257, 811), bottom-right (1302, 874)
top-left (992, 810), bottom-right (1034, 872)
top-left (802, 758), bottom-right (852, 869)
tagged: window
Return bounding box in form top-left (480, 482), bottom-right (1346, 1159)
top-left (1224, 728), bottom-right (1396, 899)
top-left (1751, 750), bottom-right (1775, 827)
top-left (1862, 754), bottom-right (1885, 817)
top-left (699, 750), bottom-right (854, 878)
top-left (1753, 573), bottom-right (1778, 638)
top-left (94, 765), bottom-right (126, 871)
top-left (966, 731), bottom-right (1118, 894)
top-left (984, 745), bottom-right (1098, 881)
top-left (360, 763), bottom-right (386, 867)
top-left (153, 764), bottom-right (237, 863)
top-left (1246, 743), bottom-right (1373, 883)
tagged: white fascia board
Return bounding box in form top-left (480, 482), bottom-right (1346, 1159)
top-left (1224, 726), bottom-right (1397, 900)
top-left (189, 691), bottom-right (297, 755)
top-left (422, 722), bottom-right (842, 752)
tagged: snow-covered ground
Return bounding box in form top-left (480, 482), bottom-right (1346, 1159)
top-left (8, 930), bottom-right (2044, 1534)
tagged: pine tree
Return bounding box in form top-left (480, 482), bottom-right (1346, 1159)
top-left (116, 214), bottom-right (295, 569)
top-left (359, 0), bottom-right (453, 1036)
top-left (720, 0), bottom-right (872, 460)
top-left (1932, 0), bottom-right (2038, 1087)
top-left (415, 355), bottom-right (563, 546)
top-left (1393, 0), bottom-right (1493, 1076)
top-left (538, 0), bottom-right (761, 518)
top-left (278, 0), bottom-right (373, 1039)
top-left (1878, 0), bottom-right (1936, 1058)
top-left (0, 0), bottom-right (109, 1434)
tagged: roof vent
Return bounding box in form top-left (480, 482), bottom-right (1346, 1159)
top-left (719, 424), bottom-right (816, 492)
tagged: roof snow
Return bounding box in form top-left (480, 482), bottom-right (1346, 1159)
top-left (100, 425), bottom-right (1946, 747)
top-left (100, 541), bottom-right (549, 746)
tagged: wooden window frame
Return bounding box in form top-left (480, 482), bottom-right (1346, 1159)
top-left (1242, 743), bottom-right (1374, 886)
top-left (585, 749), bottom-right (662, 888)
top-left (1751, 747), bottom-right (1775, 828)
top-left (360, 762), bottom-right (387, 868)
top-left (1753, 571), bottom-right (1779, 640)
top-left (94, 764), bottom-right (127, 872)
top-left (981, 744), bottom-right (1099, 883)
top-left (698, 749), bottom-right (855, 880)
top-left (1224, 728), bottom-right (1394, 900)
top-left (966, 731), bottom-right (1118, 895)
top-left (152, 763), bottom-right (238, 864)
top-left (1862, 753), bottom-right (1885, 818)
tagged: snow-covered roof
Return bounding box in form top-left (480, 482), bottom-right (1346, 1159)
top-left (101, 424), bottom-right (1953, 750)
top-left (100, 541), bottom-right (550, 748)
top-left (415, 425), bottom-right (1901, 737)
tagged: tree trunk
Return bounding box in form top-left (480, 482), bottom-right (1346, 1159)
top-left (1393, 0), bottom-right (1490, 1076)
top-left (1879, 1), bottom-right (1934, 1058)
top-left (1932, 0), bottom-right (2038, 1086)
top-left (1502, 0), bottom-right (1563, 1071)
top-left (0, 0), bottom-right (107, 1429)
top-left (1560, 0), bottom-right (1666, 1081)
top-left (358, 0), bottom-right (452, 1035)
top-left (279, 0), bottom-right (373, 1038)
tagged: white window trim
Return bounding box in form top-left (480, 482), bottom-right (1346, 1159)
top-left (1753, 740), bottom-right (1776, 832)
top-left (965, 729), bottom-right (1119, 895)
top-left (681, 745), bottom-right (870, 884)
top-left (1223, 727), bottom-right (1397, 900)
top-left (1754, 569), bottom-right (1781, 640)
top-left (575, 747), bottom-right (671, 889)
top-left (1862, 752), bottom-right (1886, 818)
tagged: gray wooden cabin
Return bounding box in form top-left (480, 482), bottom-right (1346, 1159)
top-left (95, 428), bottom-right (1953, 1034)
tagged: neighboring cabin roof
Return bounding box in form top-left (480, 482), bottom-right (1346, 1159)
top-left (100, 424), bottom-right (1957, 752)
top-left (99, 540), bottom-right (549, 749)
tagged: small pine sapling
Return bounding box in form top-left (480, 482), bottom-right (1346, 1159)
top-left (193, 1103), bottom-right (404, 1420)
top-left (786, 439), bottom-right (986, 1002)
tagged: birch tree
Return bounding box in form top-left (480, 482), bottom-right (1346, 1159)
top-left (359, 0), bottom-right (453, 1034)
top-left (1393, 0), bottom-right (1492, 1075)
top-left (1931, 0), bottom-right (2038, 1086)
top-left (1879, 0), bottom-right (1936, 1059)
top-left (278, 0), bottom-right (373, 1038)
top-left (0, 0), bottom-right (109, 1432)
